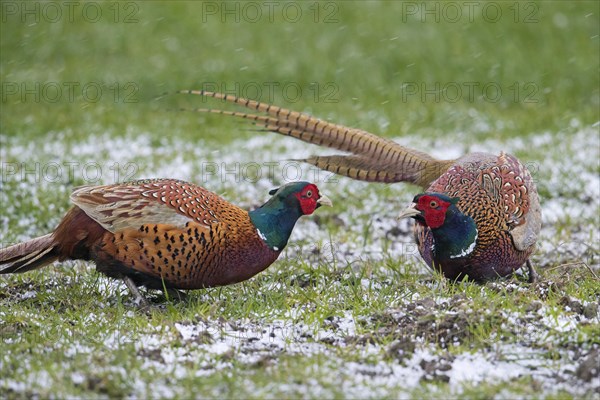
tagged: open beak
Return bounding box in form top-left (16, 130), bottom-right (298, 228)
top-left (397, 203), bottom-right (421, 220)
top-left (317, 195), bottom-right (333, 208)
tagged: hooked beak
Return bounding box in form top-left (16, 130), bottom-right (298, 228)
top-left (317, 194), bottom-right (333, 208)
top-left (397, 203), bottom-right (421, 220)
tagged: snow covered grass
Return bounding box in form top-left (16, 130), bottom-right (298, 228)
top-left (1, 123), bottom-right (598, 398)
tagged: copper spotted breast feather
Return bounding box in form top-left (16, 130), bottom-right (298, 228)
top-left (182, 90), bottom-right (541, 282)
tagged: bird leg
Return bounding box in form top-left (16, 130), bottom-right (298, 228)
top-left (122, 276), bottom-right (151, 309)
top-left (526, 260), bottom-right (538, 284)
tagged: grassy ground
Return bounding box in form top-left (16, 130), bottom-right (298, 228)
top-left (1, 1), bottom-right (599, 398)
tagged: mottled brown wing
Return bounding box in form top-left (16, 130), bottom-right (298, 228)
top-left (70, 179), bottom-right (232, 233)
top-left (494, 153), bottom-right (541, 251)
top-left (471, 152), bottom-right (540, 251)
top-left (431, 152), bottom-right (540, 252)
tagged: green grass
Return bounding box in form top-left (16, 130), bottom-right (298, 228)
top-left (2, 261), bottom-right (598, 398)
top-left (1, 1), bottom-right (599, 398)
top-left (1, 1), bottom-right (598, 142)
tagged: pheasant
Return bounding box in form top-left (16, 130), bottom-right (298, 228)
top-left (0, 179), bottom-right (332, 304)
top-left (180, 89), bottom-right (541, 282)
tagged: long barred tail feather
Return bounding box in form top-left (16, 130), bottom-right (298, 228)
top-left (0, 234), bottom-right (57, 274)
top-left (180, 90), bottom-right (455, 188)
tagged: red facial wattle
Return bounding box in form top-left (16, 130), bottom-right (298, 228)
top-left (295, 184), bottom-right (320, 215)
top-left (415, 195), bottom-right (451, 229)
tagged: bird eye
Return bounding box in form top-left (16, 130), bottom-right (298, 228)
top-left (306, 190), bottom-right (313, 198)
top-left (430, 201), bottom-right (438, 208)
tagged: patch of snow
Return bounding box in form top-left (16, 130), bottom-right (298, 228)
top-left (1, 123), bottom-right (599, 398)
